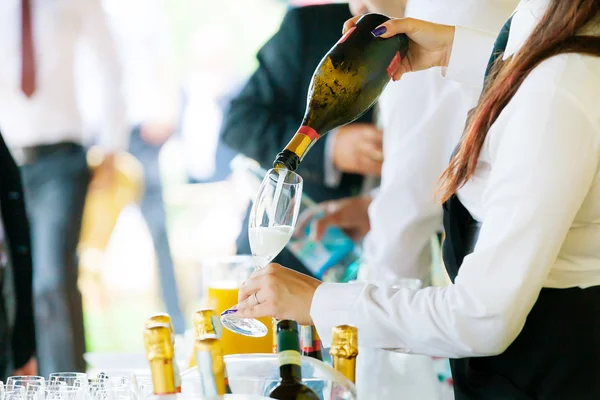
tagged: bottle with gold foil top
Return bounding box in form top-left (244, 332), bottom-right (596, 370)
top-left (273, 13), bottom-right (409, 172)
top-left (145, 313), bottom-right (182, 393)
top-left (144, 322), bottom-right (177, 396)
top-left (187, 309), bottom-right (223, 368)
top-left (188, 309), bottom-right (231, 395)
top-left (300, 325), bottom-right (323, 361)
top-left (330, 325), bottom-right (358, 384)
top-left (194, 330), bottom-right (232, 396)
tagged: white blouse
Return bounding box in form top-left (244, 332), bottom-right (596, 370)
top-left (311, 0), bottom-right (600, 358)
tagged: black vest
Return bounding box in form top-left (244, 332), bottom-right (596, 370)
top-left (442, 17), bottom-right (600, 400)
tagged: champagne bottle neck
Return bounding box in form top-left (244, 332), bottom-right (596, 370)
top-left (273, 125), bottom-right (320, 171)
top-left (333, 356), bottom-right (356, 384)
top-left (276, 321), bottom-right (303, 382)
top-left (150, 359), bottom-right (177, 395)
top-left (196, 339), bottom-right (228, 396)
top-left (280, 364), bottom-right (303, 383)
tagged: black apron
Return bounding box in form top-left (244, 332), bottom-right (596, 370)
top-left (442, 17), bottom-right (600, 400)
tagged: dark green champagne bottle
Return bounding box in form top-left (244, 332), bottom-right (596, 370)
top-left (269, 320), bottom-right (320, 400)
top-left (273, 13), bottom-right (409, 172)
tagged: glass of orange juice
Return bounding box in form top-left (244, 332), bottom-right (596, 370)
top-left (201, 255), bottom-right (273, 355)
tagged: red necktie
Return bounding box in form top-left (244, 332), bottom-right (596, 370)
top-left (21, 0), bottom-right (36, 97)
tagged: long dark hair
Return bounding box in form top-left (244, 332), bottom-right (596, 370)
top-left (438, 0), bottom-right (600, 203)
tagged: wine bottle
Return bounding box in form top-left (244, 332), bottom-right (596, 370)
top-left (269, 320), bottom-right (320, 400)
top-left (300, 325), bottom-right (326, 400)
top-left (273, 13), bottom-right (409, 172)
top-left (300, 326), bottom-right (323, 361)
top-left (146, 313), bottom-right (182, 393)
top-left (330, 325), bottom-right (358, 384)
top-left (144, 322), bottom-right (177, 396)
top-left (187, 309), bottom-right (223, 368)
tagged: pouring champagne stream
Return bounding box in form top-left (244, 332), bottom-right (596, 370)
top-left (221, 168), bottom-right (302, 337)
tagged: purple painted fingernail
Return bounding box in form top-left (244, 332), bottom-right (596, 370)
top-left (371, 26), bottom-right (387, 37)
top-left (220, 309), bottom-right (237, 316)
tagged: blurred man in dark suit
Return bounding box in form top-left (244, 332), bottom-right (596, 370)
top-left (221, 1), bottom-right (381, 275)
top-left (0, 130), bottom-right (36, 378)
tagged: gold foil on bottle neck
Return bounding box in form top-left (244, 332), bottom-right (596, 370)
top-left (330, 325), bottom-right (358, 358)
top-left (146, 313), bottom-right (174, 334)
top-left (144, 322), bottom-right (174, 361)
top-left (193, 308), bottom-right (221, 340)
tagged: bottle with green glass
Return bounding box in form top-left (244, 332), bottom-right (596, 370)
top-left (269, 320), bottom-right (320, 400)
top-left (273, 13), bottom-right (409, 172)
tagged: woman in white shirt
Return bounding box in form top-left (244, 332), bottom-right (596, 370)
top-left (233, 0), bottom-right (600, 397)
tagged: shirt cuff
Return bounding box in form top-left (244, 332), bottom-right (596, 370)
top-left (443, 26), bottom-right (496, 88)
top-left (324, 130), bottom-right (343, 188)
top-left (369, 186), bottom-right (380, 198)
top-left (310, 282), bottom-right (365, 348)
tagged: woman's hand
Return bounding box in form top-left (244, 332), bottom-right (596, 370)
top-left (234, 264), bottom-right (323, 325)
top-left (343, 16), bottom-right (456, 80)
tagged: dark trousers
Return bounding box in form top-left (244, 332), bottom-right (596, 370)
top-left (20, 144), bottom-right (89, 377)
top-left (0, 271), bottom-right (11, 380)
top-left (129, 127), bottom-right (184, 334)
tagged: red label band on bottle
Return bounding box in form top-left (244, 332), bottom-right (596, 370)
top-left (302, 345), bottom-right (315, 353)
top-left (298, 125), bottom-right (320, 140)
top-left (337, 26), bottom-right (356, 45)
top-left (301, 326), bottom-right (312, 351)
top-left (387, 51), bottom-right (401, 80)
top-left (313, 340), bottom-right (321, 352)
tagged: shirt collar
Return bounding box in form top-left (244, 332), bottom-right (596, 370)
top-left (503, 0), bottom-right (550, 59)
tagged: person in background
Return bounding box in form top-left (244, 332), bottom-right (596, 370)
top-left (0, 130), bottom-right (36, 379)
top-left (298, 0), bottom-right (517, 286)
top-left (220, 1), bottom-right (382, 276)
top-left (0, 0), bottom-right (128, 376)
top-left (180, 26), bottom-right (239, 184)
top-left (99, 0), bottom-right (186, 334)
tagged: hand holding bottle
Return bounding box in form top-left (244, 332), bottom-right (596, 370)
top-left (343, 16), bottom-right (456, 81)
top-left (333, 123), bottom-right (383, 175)
top-left (295, 195), bottom-right (373, 241)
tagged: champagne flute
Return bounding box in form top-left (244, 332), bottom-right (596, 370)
top-left (221, 168), bottom-right (303, 337)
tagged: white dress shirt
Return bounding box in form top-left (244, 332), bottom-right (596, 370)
top-left (363, 0), bottom-right (518, 284)
top-left (78, 0), bottom-right (177, 129)
top-left (311, 0), bottom-right (600, 358)
top-left (0, 0), bottom-right (128, 151)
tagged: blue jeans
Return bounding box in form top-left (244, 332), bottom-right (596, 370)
top-left (20, 144), bottom-right (89, 377)
top-left (129, 127), bottom-right (184, 334)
